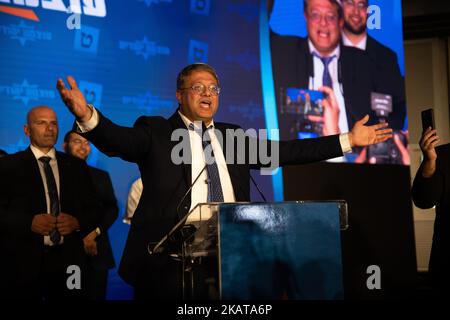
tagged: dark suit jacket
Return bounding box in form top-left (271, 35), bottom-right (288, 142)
top-left (365, 35), bottom-right (406, 129)
top-left (88, 166), bottom-right (118, 270)
top-left (82, 110), bottom-right (344, 288)
top-left (270, 34), bottom-right (406, 139)
top-left (0, 148), bottom-right (98, 294)
top-left (412, 144), bottom-right (450, 288)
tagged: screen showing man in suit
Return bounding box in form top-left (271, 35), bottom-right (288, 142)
top-left (56, 63), bottom-right (393, 299)
top-left (270, 0), bottom-right (408, 164)
top-left (340, 0), bottom-right (408, 165)
top-left (63, 131), bottom-right (118, 300)
top-left (0, 106), bottom-right (98, 300)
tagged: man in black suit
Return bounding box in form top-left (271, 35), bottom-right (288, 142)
top-left (63, 131), bottom-right (118, 300)
top-left (56, 63), bottom-right (392, 299)
top-left (270, 0), bottom-right (406, 143)
top-left (0, 106), bottom-right (98, 300)
top-left (341, 0), bottom-right (408, 164)
top-left (341, 0), bottom-right (405, 117)
top-left (412, 129), bottom-right (450, 297)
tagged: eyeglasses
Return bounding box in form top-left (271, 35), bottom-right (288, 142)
top-left (307, 11), bottom-right (339, 25)
top-left (342, 0), bottom-right (368, 10)
top-left (180, 83), bottom-right (221, 96)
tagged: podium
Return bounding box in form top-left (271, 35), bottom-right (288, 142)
top-left (154, 201), bottom-right (348, 300)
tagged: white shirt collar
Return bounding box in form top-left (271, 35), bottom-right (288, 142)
top-left (342, 32), bottom-right (367, 50)
top-left (30, 145), bottom-right (56, 161)
top-left (308, 39), bottom-right (341, 59)
top-left (178, 110), bottom-right (215, 130)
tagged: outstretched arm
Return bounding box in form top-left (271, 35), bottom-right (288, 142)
top-left (56, 76), bottom-right (92, 122)
top-left (348, 115), bottom-right (393, 148)
top-left (57, 75), bottom-right (152, 162)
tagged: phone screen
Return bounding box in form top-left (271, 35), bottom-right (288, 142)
top-left (421, 108), bottom-right (435, 132)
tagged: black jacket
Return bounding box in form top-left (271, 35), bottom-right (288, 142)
top-left (0, 148), bottom-right (99, 294)
top-left (88, 166), bottom-right (118, 270)
top-left (412, 144), bottom-right (450, 288)
top-left (365, 35), bottom-right (406, 129)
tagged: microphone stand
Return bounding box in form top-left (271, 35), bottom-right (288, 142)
top-left (148, 165), bottom-right (207, 255)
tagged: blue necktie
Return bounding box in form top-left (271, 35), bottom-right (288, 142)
top-left (313, 52), bottom-right (336, 88)
top-left (39, 156), bottom-right (61, 244)
top-left (189, 123), bottom-right (224, 202)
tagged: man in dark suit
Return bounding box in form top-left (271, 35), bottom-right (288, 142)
top-left (412, 129), bottom-right (450, 297)
top-left (340, 0), bottom-right (408, 164)
top-left (63, 131), bottom-right (118, 300)
top-left (270, 0), bottom-right (406, 142)
top-left (56, 63), bottom-right (392, 299)
top-left (0, 106), bottom-right (98, 300)
top-left (341, 0), bottom-right (405, 119)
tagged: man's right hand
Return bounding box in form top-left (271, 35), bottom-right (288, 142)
top-left (31, 214), bottom-right (57, 236)
top-left (319, 86), bottom-right (340, 136)
top-left (420, 128), bottom-right (439, 161)
top-left (56, 76), bottom-right (92, 122)
top-left (419, 128), bottom-right (440, 178)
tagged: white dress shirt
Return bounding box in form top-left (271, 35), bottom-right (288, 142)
top-left (308, 41), bottom-right (351, 162)
top-left (124, 177), bottom-right (143, 223)
top-left (30, 145), bottom-right (63, 245)
top-left (178, 111), bottom-right (236, 221)
top-left (342, 32), bottom-right (367, 51)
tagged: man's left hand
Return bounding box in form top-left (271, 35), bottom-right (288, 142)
top-left (83, 230), bottom-right (98, 256)
top-left (56, 212), bottom-right (80, 236)
top-left (349, 115), bottom-right (393, 147)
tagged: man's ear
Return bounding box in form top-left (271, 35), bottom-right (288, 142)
top-left (62, 142), bottom-right (68, 153)
top-left (24, 124), bottom-right (30, 137)
top-left (175, 90), bottom-right (182, 104)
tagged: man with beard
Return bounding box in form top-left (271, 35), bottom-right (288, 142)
top-left (270, 0), bottom-right (406, 161)
top-left (341, 0), bottom-right (401, 69)
top-left (63, 131), bottom-right (118, 300)
top-left (341, 0), bottom-right (407, 164)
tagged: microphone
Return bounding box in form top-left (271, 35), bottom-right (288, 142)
top-left (249, 173), bottom-right (267, 202)
top-left (149, 164), bottom-right (208, 255)
top-left (175, 164), bottom-right (207, 217)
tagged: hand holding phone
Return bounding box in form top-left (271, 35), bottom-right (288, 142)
top-left (419, 108), bottom-right (439, 163)
top-left (421, 108), bottom-right (435, 132)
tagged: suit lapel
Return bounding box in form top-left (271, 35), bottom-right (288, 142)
top-left (365, 36), bottom-right (375, 54)
top-left (340, 46), bottom-right (357, 122)
top-left (298, 38), bottom-right (313, 87)
top-left (55, 152), bottom-right (68, 211)
top-left (24, 148), bottom-right (47, 213)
